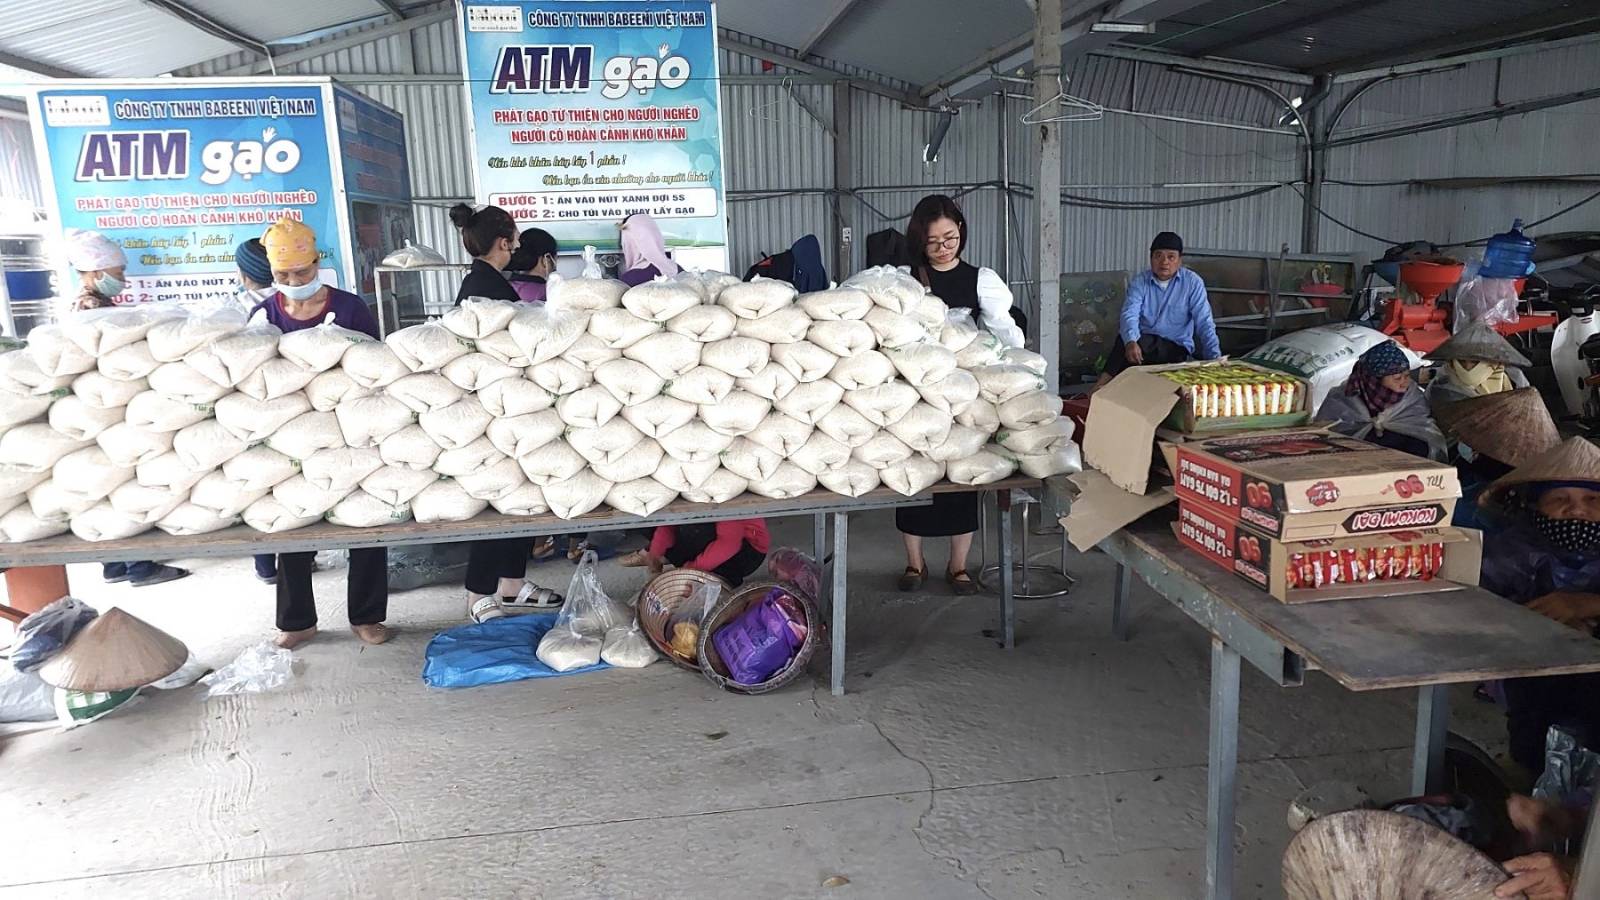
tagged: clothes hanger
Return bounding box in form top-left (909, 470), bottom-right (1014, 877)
top-left (1019, 74), bottom-right (1104, 124)
top-left (746, 76), bottom-right (799, 124)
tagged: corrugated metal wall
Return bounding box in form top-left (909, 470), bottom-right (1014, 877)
top-left (0, 116), bottom-right (43, 208)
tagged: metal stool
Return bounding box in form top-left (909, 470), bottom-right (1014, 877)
top-left (977, 489), bottom-right (1073, 599)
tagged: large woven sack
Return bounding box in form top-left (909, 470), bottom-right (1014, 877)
top-left (267, 410), bottom-right (346, 461)
top-left (455, 457), bottom-right (529, 502)
top-left (242, 496), bottom-right (320, 533)
top-left (1016, 443), bottom-right (1082, 478)
top-left (927, 423), bottom-right (989, 463)
top-left (807, 320), bottom-right (875, 358)
top-left (326, 490), bottom-right (412, 528)
top-left (681, 468), bottom-right (747, 504)
top-left (658, 421), bottom-right (735, 463)
top-left (620, 395), bottom-right (697, 439)
top-left (70, 503), bottom-right (152, 542)
top-left (748, 463), bottom-right (817, 500)
top-left (188, 471), bottom-right (269, 518)
top-left (543, 470), bottom-right (612, 519)
top-left (386, 320), bottom-right (473, 372)
top-left (568, 418), bottom-right (645, 466)
top-left (665, 365), bottom-right (735, 405)
top-left (342, 342), bottom-right (411, 389)
top-left (302, 447), bottom-right (385, 493)
top-left (881, 456), bottom-right (945, 497)
top-left (186, 323), bottom-right (281, 387)
top-left (719, 278), bottom-right (796, 319)
top-left (842, 266), bottom-right (924, 315)
top-left (720, 438), bottom-right (783, 482)
top-left (798, 288), bottom-right (873, 321)
top-left (667, 305), bottom-right (737, 342)
top-left (147, 305), bottom-right (248, 361)
top-left (747, 412), bottom-right (814, 457)
top-left (47, 396), bottom-right (122, 441)
top-left (842, 381), bottom-right (919, 427)
top-left (278, 315), bottom-right (373, 372)
top-left (623, 332), bottom-right (702, 379)
top-left (0, 389), bottom-right (52, 430)
top-left (998, 416), bottom-right (1075, 455)
top-left (362, 465), bottom-right (439, 506)
top-left (509, 306), bottom-right (591, 365)
top-left (947, 448), bottom-right (1018, 486)
top-left (223, 445), bottom-right (300, 492)
top-left (561, 333), bottom-right (622, 371)
top-left (442, 353), bottom-right (521, 393)
top-left (71, 371), bottom-right (145, 410)
top-left (214, 391), bottom-right (312, 444)
top-left (29, 478), bottom-right (99, 520)
top-left (737, 362), bottom-right (798, 401)
top-left (149, 360), bottom-right (233, 403)
top-left (773, 379), bottom-right (844, 426)
top-left (518, 439), bottom-right (588, 485)
top-left (770, 341), bottom-right (837, 383)
top-left (556, 385), bottom-right (623, 429)
top-left (475, 330), bottom-right (531, 367)
top-left (700, 337), bottom-right (771, 379)
top-left (156, 503), bottom-right (239, 536)
top-left (96, 340), bottom-right (161, 381)
top-left (305, 370), bottom-right (374, 411)
top-left (109, 480), bottom-right (189, 523)
top-left (490, 482), bottom-right (548, 516)
top-left (699, 390), bottom-right (771, 438)
top-left (815, 404), bottom-right (877, 448)
top-left (734, 306), bottom-right (811, 344)
top-left (236, 358), bottom-right (317, 402)
top-left (886, 343), bottom-right (958, 386)
top-left (653, 456), bottom-right (720, 492)
top-left (594, 359), bottom-right (666, 405)
top-left (606, 478), bottom-right (678, 516)
top-left (588, 307), bottom-right (662, 350)
top-left (433, 437), bottom-right (505, 478)
top-left (1, 348), bottom-right (74, 394)
top-left (54, 446), bottom-right (135, 501)
top-left (478, 377), bottom-right (554, 418)
top-left (419, 395), bottom-right (493, 450)
top-left (956, 397), bottom-right (1000, 432)
top-left (818, 460), bottom-right (881, 497)
top-left (791, 431), bottom-right (852, 475)
top-left (486, 409), bottom-right (565, 458)
top-left (828, 350), bottom-right (896, 391)
top-left (864, 308), bottom-right (927, 350)
top-left (0, 506), bottom-right (69, 542)
top-left (886, 403), bottom-right (953, 453)
top-left (173, 419), bottom-right (249, 471)
top-left (442, 298), bottom-right (521, 340)
top-left (0, 424), bottom-right (91, 472)
top-left (135, 451), bottom-right (207, 492)
top-left (273, 474), bottom-right (350, 518)
top-left (998, 391), bottom-right (1061, 430)
top-left (918, 368), bottom-right (980, 416)
top-left (590, 439), bottom-right (664, 484)
top-left (410, 479), bottom-right (488, 524)
top-left (25, 325), bottom-right (95, 377)
top-left (546, 275), bottom-right (627, 314)
top-left (126, 391), bottom-right (212, 433)
top-left (622, 280), bottom-right (701, 322)
top-left (386, 373), bottom-right (465, 413)
top-left (853, 432), bottom-right (914, 469)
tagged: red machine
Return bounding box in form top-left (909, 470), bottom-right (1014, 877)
top-left (1380, 260), bottom-right (1556, 353)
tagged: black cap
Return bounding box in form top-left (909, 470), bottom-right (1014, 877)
top-left (1150, 232), bottom-right (1183, 254)
top-left (508, 227), bottom-right (558, 271)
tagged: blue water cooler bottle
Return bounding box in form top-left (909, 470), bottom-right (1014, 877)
top-left (1480, 219), bottom-right (1537, 279)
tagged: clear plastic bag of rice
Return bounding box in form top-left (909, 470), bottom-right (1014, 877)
top-left (150, 360), bottom-right (234, 404)
top-left (748, 462), bottom-right (817, 500)
top-left (537, 627), bottom-right (603, 673)
top-left (433, 437), bottom-right (506, 478)
top-left (342, 341), bottom-right (411, 389)
top-left (478, 376), bottom-right (554, 418)
top-left (490, 481), bottom-right (548, 516)
top-left (815, 404), bottom-right (878, 448)
top-left (997, 391), bottom-right (1061, 430)
top-left (419, 395), bottom-right (493, 451)
top-left (441, 353), bottom-right (522, 393)
top-left (747, 412), bottom-right (814, 457)
top-left (528, 358), bottom-right (593, 397)
top-left (701, 337), bottom-right (772, 379)
top-left (0, 505), bottom-right (69, 542)
top-left (818, 460), bottom-right (881, 497)
top-left (361, 465), bottom-right (439, 506)
top-left (622, 279), bottom-right (701, 323)
top-left (886, 343), bottom-right (958, 387)
top-left (601, 620), bottom-right (658, 668)
top-left (918, 369), bottom-right (981, 416)
top-left (556, 385), bottom-right (623, 430)
top-left (110, 480), bottom-right (190, 523)
top-left (411, 478), bottom-right (488, 524)
top-left (733, 306), bottom-right (812, 344)
top-left (29, 477), bottom-right (100, 521)
top-left (864, 308), bottom-right (928, 350)
top-left (0, 389), bottom-right (51, 431)
top-left (666, 305), bottom-right (738, 342)
top-left (235, 358), bottom-right (317, 402)
top-left (242, 495), bottom-right (321, 533)
top-left (305, 369), bottom-right (374, 412)
top-left (25, 324), bottom-right (96, 377)
top-left (622, 332), bottom-right (702, 379)
top-left (718, 277), bottom-right (797, 319)
top-left (567, 417), bottom-right (645, 467)
top-left (53, 446), bottom-right (135, 502)
top-left (998, 416), bottom-right (1075, 456)
top-left (214, 391), bottom-right (312, 444)
top-left (927, 423), bottom-right (990, 463)
top-left (699, 390), bottom-right (771, 438)
top-left (517, 439), bottom-right (589, 486)
top-left (0, 348), bottom-right (74, 394)
top-left (972, 365), bottom-right (1046, 404)
top-left (828, 350), bottom-right (896, 391)
top-left (886, 403), bottom-right (953, 453)
top-left (806, 320), bottom-right (875, 358)
top-left (956, 397), bottom-right (1000, 432)
top-left (442, 298), bottom-right (521, 340)
top-left (1002, 347), bottom-right (1049, 375)
top-left (561, 333), bottom-right (622, 371)
top-left (47, 396), bottom-right (123, 442)
top-left (147, 303), bottom-right (248, 361)
top-left (1016, 442), bottom-right (1082, 478)
top-left (385, 320), bottom-right (473, 373)
top-left (543, 470), bottom-right (613, 519)
top-left (620, 395), bottom-right (697, 438)
top-left (96, 340), bottom-right (161, 382)
top-left (302, 447), bottom-right (385, 494)
top-left (798, 287), bottom-right (873, 321)
top-left (947, 447), bottom-right (1018, 486)
top-left (591, 439), bottom-right (663, 484)
top-left (186, 322), bottom-right (282, 388)
top-left (588, 307), bottom-right (662, 350)
top-left (386, 373), bottom-right (465, 414)
top-left (456, 457), bottom-right (528, 502)
top-left (657, 421), bottom-right (735, 463)
top-left (719, 437), bottom-right (783, 482)
top-left (853, 432), bottom-right (914, 469)
top-left (273, 474), bottom-right (350, 519)
top-left (326, 490), bottom-right (412, 528)
top-left (736, 362), bottom-right (798, 402)
top-left (594, 358), bottom-right (666, 405)
top-left (70, 503), bottom-right (153, 542)
top-left (378, 424), bottom-right (444, 472)
top-left (842, 266), bottom-right (926, 315)
top-left (653, 456), bottom-right (721, 492)
top-left (156, 503), bottom-right (240, 536)
top-left (223, 445), bottom-right (300, 492)
top-left (1, 424), bottom-right (91, 472)
top-left (71, 371), bottom-right (145, 410)
top-left (278, 314), bottom-right (374, 373)
top-left (939, 310), bottom-right (982, 353)
top-left (842, 381), bottom-right (920, 427)
top-left (473, 330), bottom-right (530, 368)
top-left (955, 332), bottom-right (1007, 369)
top-left (61, 305), bottom-right (171, 357)
top-left (546, 275), bottom-right (627, 314)
top-left (267, 410), bottom-right (346, 461)
top-left (486, 409), bottom-right (566, 458)
top-left (188, 471), bottom-right (269, 518)
top-left (172, 419), bottom-right (249, 471)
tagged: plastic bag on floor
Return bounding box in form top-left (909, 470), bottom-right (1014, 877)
top-left (9, 596), bottom-right (98, 673)
top-left (425, 614), bottom-right (609, 687)
top-left (388, 542), bottom-right (470, 591)
top-left (200, 642), bottom-right (294, 698)
top-left (556, 550), bottom-right (630, 636)
top-left (601, 619), bottom-right (657, 668)
top-left (0, 668), bottom-right (55, 723)
top-left (1532, 725), bottom-right (1600, 809)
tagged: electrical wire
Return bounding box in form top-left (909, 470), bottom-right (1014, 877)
top-left (1286, 183), bottom-right (1406, 245)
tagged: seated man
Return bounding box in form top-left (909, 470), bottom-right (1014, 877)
top-left (1102, 231), bottom-right (1220, 380)
top-left (637, 520), bottom-right (770, 588)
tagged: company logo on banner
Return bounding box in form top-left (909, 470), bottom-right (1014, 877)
top-left (459, 0), bottom-right (726, 252)
top-left (31, 83), bottom-right (344, 304)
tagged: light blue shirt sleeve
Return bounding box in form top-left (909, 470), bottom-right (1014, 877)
top-left (1119, 276), bottom-right (1146, 344)
top-left (1189, 278), bottom-right (1220, 359)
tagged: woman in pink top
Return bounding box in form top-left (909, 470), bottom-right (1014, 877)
top-left (638, 520), bottom-right (770, 586)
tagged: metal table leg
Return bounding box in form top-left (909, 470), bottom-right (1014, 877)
top-left (1112, 563), bottom-right (1130, 641)
top-left (1412, 684), bottom-right (1451, 796)
top-left (1207, 637), bottom-right (1242, 900)
top-left (812, 513), bottom-right (828, 609)
top-left (999, 491), bottom-right (1014, 649)
top-left (830, 511), bottom-right (849, 697)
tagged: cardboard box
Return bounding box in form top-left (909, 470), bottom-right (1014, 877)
top-left (1170, 430), bottom-right (1460, 540)
top-left (1175, 499), bottom-right (1482, 604)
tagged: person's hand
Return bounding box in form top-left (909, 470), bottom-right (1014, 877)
top-left (1527, 591), bottom-right (1600, 629)
top-left (647, 554), bottom-right (665, 575)
top-left (1508, 794), bottom-right (1565, 844)
top-left (1497, 852), bottom-right (1574, 900)
top-left (1125, 340), bottom-right (1144, 365)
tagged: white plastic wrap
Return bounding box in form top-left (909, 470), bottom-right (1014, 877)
top-left (419, 395), bottom-right (493, 450)
top-left (242, 496), bottom-right (320, 534)
top-left (186, 323), bottom-right (281, 387)
top-left (267, 410), bottom-right (346, 461)
top-left (47, 396), bottom-right (123, 441)
top-left (791, 431), bottom-right (852, 475)
top-left (665, 365), bottom-right (736, 405)
top-left (1, 349), bottom-right (74, 394)
top-left (605, 476), bottom-right (678, 516)
top-left (947, 448), bottom-right (1018, 486)
top-left (666, 305), bottom-right (738, 342)
top-left (149, 360), bottom-right (234, 404)
top-left (818, 460), bottom-right (881, 497)
top-left (433, 437), bottom-right (506, 478)
top-left (681, 468), bottom-right (748, 504)
top-left (699, 390), bottom-right (772, 437)
top-left (477, 376), bottom-right (554, 417)
top-left (555, 384), bottom-right (623, 430)
top-left (815, 404), bottom-right (878, 448)
top-left (620, 394), bottom-right (697, 438)
top-left (147, 305), bottom-right (248, 362)
top-left (517, 439), bottom-right (588, 485)
top-left (736, 362), bottom-right (799, 401)
top-left (278, 316), bottom-right (372, 372)
top-left (746, 412), bottom-right (814, 457)
top-left (386, 373), bottom-right (465, 414)
top-left (326, 490), bottom-right (412, 528)
top-left (301, 447), bottom-right (385, 493)
top-left (385, 320), bottom-right (473, 373)
top-left (734, 306), bottom-right (812, 344)
top-left (543, 470), bottom-right (613, 519)
top-left (853, 432), bottom-right (914, 469)
top-left (490, 482), bottom-right (548, 516)
top-left (410, 479), bottom-right (489, 524)
top-left (135, 451), bottom-right (207, 493)
top-left (214, 391), bottom-right (312, 444)
top-left (474, 330), bottom-right (531, 368)
top-left (956, 397), bottom-right (1000, 432)
top-left (156, 503), bottom-right (239, 536)
top-left (0, 424), bottom-right (92, 472)
top-left (886, 403), bottom-right (953, 453)
top-left (917, 368), bottom-right (981, 416)
top-left (591, 439), bottom-right (663, 484)
top-left (807, 320), bottom-right (876, 358)
top-left (188, 471), bottom-right (269, 518)
top-left (748, 462), bottom-right (817, 500)
top-left (770, 341), bottom-right (837, 383)
top-left (719, 278), bottom-right (797, 319)
top-left (341, 341), bottom-right (411, 389)
top-left (864, 308), bottom-right (927, 350)
top-left (594, 358), bottom-right (666, 405)
top-left (886, 343), bottom-right (958, 386)
top-left (700, 337), bottom-right (772, 379)
top-left (972, 364), bottom-right (1047, 404)
top-left (223, 445), bottom-right (300, 493)
top-left (658, 421), bottom-right (735, 463)
top-left (25, 325), bottom-right (96, 377)
top-left (54, 446), bottom-right (135, 501)
top-left (442, 353), bottom-right (522, 393)
top-left (561, 333), bottom-right (623, 371)
top-left (70, 503), bottom-right (152, 542)
top-left (455, 457), bottom-right (529, 502)
top-left (652, 456), bottom-right (721, 492)
top-left (622, 280), bottom-right (701, 322)
top-left (773, 379), bottom-right (845, 426)
top-left (235, 358), bottom-right (317, 402)
top-left (720, 437), bottom-right (783, 482)
top-left (0, 506), bottom-right (69, 542)
top-left (361, 465), bottom-right (439, 506)
top-left (528, 358), bottom-right (593, 396)
top-left (601, 622), bottom-right (658, 668)
top-left (272, 474), bottom-right (350, 519)
top-left (622, 332), bottom-right (702, 379)
top-left (546, 276), bottom-right (628, 314)
top-left (927, 423), bottom-right (989, 463)
top-left (842, 381), bottom-right (920, 427)
top-left (881, 456), bottom-right (945, 497)
top-left (798, 287), bottom-right (873, 321)
top-left (95, 340), bottom-right (160, 381)
top-left (828, 349), bottom-right (896, 391)
top-left (305, 370), bottom-right (374, 412)
top-left (588, 307), bottom-right (662, 350)
top-left (567, 418), bottom-right (645, 466)
top-left (486, 409), bottom-right (566, 458)
top-left (843, 266), bottom-right (925, 315)
top-left (172, 419), bottom-right (249, 471)
top-left (442, 298), bottom-right (521, 340)
top-left (997, 391), bottom-right (1061, 430)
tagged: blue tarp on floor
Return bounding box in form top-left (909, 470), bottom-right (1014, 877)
top-left (422, 614), bottom-right (610, 688)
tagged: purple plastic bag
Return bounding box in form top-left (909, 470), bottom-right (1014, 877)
top-left (712, 590), bottom-right (804, 685)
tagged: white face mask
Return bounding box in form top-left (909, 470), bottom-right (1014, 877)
top-left (95, 273), bottom-right (126, 297)
top-left (275, 279), bottom-right (322, 302)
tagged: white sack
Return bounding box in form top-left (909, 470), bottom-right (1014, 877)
top-left (853, 432), bottom-right (914, 469)
top-left (864, 308), bottom-right (927, 350)
top-left (699, 391), bottom-right (771, 437)
top-left (910, 295), bottom-right (948, 331)
top-left (518, 439), bottom-right (588, 485)
top-left (433, 437), bottom-right (506, 478)
top-left (385, 320), bottom-right (472, 372)
top-left (697, 272), bottom-right (743, 302)
top-left (561, 333), bottom-right (622, 371)
top-left (478, 376), bottom-right (554, 418)
top-left (700, 337), bottom-right (771, 379)
top-left (487, 409), bottom-right (566, 458)
top-left (47, 396), bottom-right (122, 441)
top-left (442, 298), bottom-right (521, 340)
top-left (594, 358), bottom-right (666, 405)
top-left (773, 379), bottom-right (844, 426)
top-left (997, 391), bottom-right (1061, 430)
top-left (918, 368), bottom-right (980, 416)
top-left (0, 506), bottom-right (68, 542)
top-left (622, 280), bottom-right (701, 322)
top-left (0, 389), bottom-right (52, 429)
top-left (528, 358), bottom-right (593, 397)
top-left (815, 404), bottom-right (878, 448)
top-left (667, 305), bottom-right (737, 342)
top-left (109, 480), bottom-right (188, 523)
top-left (419, 396), bottom-right (493, 450)
top-left (748, 463), bottom-right (817, 500)
top-left (658, 421), bottom-right (735, 463)
top-left (475, 330), bottom-right (531, 368)
top-left (1017, 443), bottom-right (1082, 478)
top-left (187, 323), bottom-right (281, 387)
top-left (556, 385), bottom-right (623, 430)
top-left (147, 305), bottom-right (247, 361)
top-left (621, 395), bottom-right (697, 439)
top-left (818, 461), bottom-right (880, 497)
top-left (998, 416), bottom-right (1075, 455)
top-left (442, 353), bottom-right (521, 393)
top-left (927, 423), bottom-right (990, 463)
top-left (543, 470), bottom-right (612, 519)
top-left (653, 456), bottom-right (720, 492)
top-left (273, 475), bottom-right (349, 519)
top-left (29, 478), bottom-right (99, 520)
top-left (95, 340), bottom-right (160, 381)
top-left (681, 468), bottom-right (748, 504)
top-left (305, 370), bottom-right (373, 412)
top-left (973, 365), bottom-right (1047, 404)
top-left (955, 333), bottom-right (1006, 369)
top-left (242, 496), bottom-right (320, 534)
top-left (843, 266), bottom-right (925, 315)
top-left (386, 373), bottom-right (465, 414)
top-left (798, 287), bottom-right (873, 321)
top-left (149, 360), bottom-right (232, 403)
top-left (666, 270), bottom-right (710, 303)
top-left (842, 381), bottom-right (919, 427)
top-left (718, 278), bottom-right (796, 319)
top-left (747, 412), bottom-right (814, 457)
top-left (948, 448), bottom-right (1018, 486)
top-left (591, 439), bottom-right (663, 484)
top-left (278, 316), bottom-right (373, 372)
top-left (939, 315), bottom-right (981, 353)
top-left (791, 431), bottom-right (852, 475)
top-left (622, 332), bottom-right (701, 379)
top-left (665, 365), bottom-right (735, 405)
top-left (223, 445), bottom-right (300, 492)
top-left (881, 456), bottom-right (945, 497)
top-left (1002, 347), bottom-right (1049, 375)
top-left (770, 341), bottom-right (837, 383)
top-left (588, 307), bottom-right (662, 349)
top-left (173, 419), bottom-right (249, 471)
top-left (267, 410), bottom-right (345, 461)
top-left (70, 503), bottom-right (152, 542)
top-left (61, 306), bottom-right (169, 356)
top-left (734, 306), bottom-right (812, 344)
top-left (490, 482), bottom-right (548, 516)
top-left (341, 342), bottom-right (411, 389)
top-left (455, 457), bottom-right (528, 502)
top-left (0, 425), bottom-right (91, 471)
top-left (606, 476), bottom-right (677, 516)
top-left (956, 397), bottom-right (1000, 432)
top-left (236, 358), bottom-right (317, 402)
top-left (567, 418), bottom-right (645, 466)
top-left (887, 403), bottom-right (953, 453)
top-left (828, 350), bottom-right (896, 391)
top-left (327, 490), bottom-right (412, 528)
top-left (135, 451), bottom-right (206, 492)
top-left (214, 391), bottom-right (311, 444)
top-left (720, 438), bottom-right (783, 482)
top-left (302, 447), bottom-right (384, 493)
top-left (0, 349), bottom-right (73, 394)
top-left (738, 359), bottom-right (802, 403)
top-left (55, 447), bottom-right (135, 500)
top-left (156, 503), bottom-right (239, 536)
top-left (546, 276), bottom-right (627, 314)
top-left (361, 466), bottom-right (439, 506)
top-left (886, 343), bottom-right (958, 386)
top-left (807, 320), bottom-right (876, 358)
top-left (25, 325), bottom-right (95, 377)
top-left (188, 471), bottom-right (269, 518)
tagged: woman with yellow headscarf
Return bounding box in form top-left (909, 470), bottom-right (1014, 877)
top-left (1426, 320), bottom-right (1532, 406)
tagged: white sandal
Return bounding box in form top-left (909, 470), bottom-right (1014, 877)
top-left (468, 595), bottom-right (506, 624)
top-left (503, 581), bottom-right (564, 612)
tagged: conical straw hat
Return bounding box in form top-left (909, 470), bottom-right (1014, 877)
top-left (37, 607), bottom-right (188, 691)
top-left (1433, 388), bottom-right (1560, 467)
top-left (1480, 436), bottom-right (1600, 509)
top-left (1427, 321), bottom-right (1531, 367)
top-left (1282, 810), bottom-right (1516, 899)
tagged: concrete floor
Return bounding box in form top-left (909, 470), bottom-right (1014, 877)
top-left (0, 510), bottom-right (1506, 899)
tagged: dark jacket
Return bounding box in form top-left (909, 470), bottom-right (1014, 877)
top-left (1479, 520), bottom-right (1600, 605)
top-left (455, 258), bottom-right (520, 305)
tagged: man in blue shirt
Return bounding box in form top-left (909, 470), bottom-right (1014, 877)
top-left (1103, 231), bottom-right (1221, 379)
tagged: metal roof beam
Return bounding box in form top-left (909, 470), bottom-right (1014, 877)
top-left (799, 0), bottom-right (868, 58)
top-left (1091, 45), bottom-right (1313, 84)
top-left (218, 7), bottom-right (453, 75)
top-left (717, 32), bottom-right (928, 108)
top-left (1183, 0), bottom-right (1395, 59)
top-left (1331, 30), bottom-right (1600, 83)
top-left (0, 49), bottom-right (86, 80)
top-left (1322, 7), bottom-right (1600, 74)
top-left (370, 0), bottom-right (408, 18)
top-left (142, 0), bottom-right (273, 56)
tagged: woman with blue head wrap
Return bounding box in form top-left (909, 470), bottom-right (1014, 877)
top-left (1314, 339), bottom-right (1446, 460)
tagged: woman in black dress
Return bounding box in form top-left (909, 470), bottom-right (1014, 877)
top-left (896, 195), bottom-right (1028, 595)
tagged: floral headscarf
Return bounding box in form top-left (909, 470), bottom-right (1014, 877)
top-left (1346, 340), bottom-right (1411, 416)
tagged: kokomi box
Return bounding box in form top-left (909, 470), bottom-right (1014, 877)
top-left (1170, 430), bottom-right (1459, 541)
top-left (1174, 499), bottom-right (1482, 604)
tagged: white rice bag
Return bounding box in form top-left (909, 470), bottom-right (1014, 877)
top-left (556, 385), bottom-right (623, 430)
top-left (213, 391), bottom-right (312, 444)
top-left (747, 412), bottom-right (814, 457)
top-left (385, 320), bottom-right (472, 372)
top-left (948, 448), bottom-right (1018, 486)
top-left (236, 358), bottom-right (317, 402)
top-left (911, 294), bottom-right (949, 331)
top-left (843, 266), bottom-right (925, 315)
top-left (700, 337), bottom-right (771, 379)
top-left (815, 404), bottom-right (878, 448)
top-left (98, 421), bottom-right (174, 468)
top-left (302, 447), bottom-right (385, 493)
top-left (720, 438), bottom-right (783, 482)
top-left (341, 341), bottom-right (411, 389)
top-left (736, 362), bottom-right (798, 402)
top-left (561, 333), bottom-right (622, 371)
top-left (546, 276), bottom-right (628, 314)
top-left (537, 628), bottom-right (602, 672)
top-left (601, 622), bottom-right (658, 668)
top-left (588, 307), bottom-right (663, 350)
top-left (853, 432), bottom-right (914, 469)
top-left (186, 323), bottom-right (281, 387)
top-left (734, 306), bottom-right (812, 344)
top-left (973, 365), bottom-right (1047, 404)
top-left (478, 377), bottom-right (555, 418)
top-left (433, 438), bottom-right (507, 479)
top-left (54, 446), bottom-right (135, 501)
top-left (242, 496), bottom-right (320, 534)
top-left (591, 439), bottom-right (665, 485)
top-left (0, 349), bottom-right (73, 394)
top-left (518, 439), bottom-right (588, 485)
top-left (681, 468), bottom-right (748, 504)
top-left (748, 462), bottom-right (817, 500)
top-left (326, 490), bottom-right (412, 528)
top-left (267, 410), bottom-right (345, 461)
top-left (568, 418), bottom-right (645, 467)
top-left (1002, 347), bottom-right (1049, 375)
top-left (491, 482), bottom-right (549, 516)
top-left (147, 305), bottom-right (248, 361)
top-left (273, 474), bottom-right (350, 519)
top-left (0, 506), bottom-right (68, 542)
top-left (771, 341), bottom-right (838, 384)
top-left (0, 424), bottom-right (90, 472)
top-left (658, 421), bottom-right (735, 463)
top-left (109, 480), bottom-right (189, 523)
top-left (807, 320), bottom-right (876, 358)
top-left (865, 308), bottom-right (928, 350)
top-left (529, 358), bottom-right (593, 396)
top-left (419, 396), bottom-right (493, 450)
top-left (442, 353), bottom-right (521, 393)
top-left (1016, 443), bottom-right (1082, 478)
top-left (70, 504), bottom-right (152, 542)
top-left (918, 369), bottom-right (981, 416)
top-left (0, 389), bottom-right (52, 429)
top-left (172, 419), bottom-right (249, 471)
top-left (828, 350), bottom-right (896, 391)
top-left (957, 397), bottom-right (1000, 432)
top-left (842, 381), bottom-right (919, 427)
top-left (594, 359), bottom-right (666, 405)
top-left (940, 313), bottom-right (982, 353)
top-left (543, 470), bottom-right (613, 519)
top-left (698, 272), bottom-right (743, 302)
top-left (818, 460), bottom-right (881, 497)
top-left (622, 332), bottom-right (702, 379)
top-left (998, 416), bottom-right (1075, 455)
top-left (791, 431), bottom-right (852, 475)
top-left (886, 343), bottom-right (958, 386)
top-left (29, 478), bottom-right (98, 520)
top-left (442, 298), bottom-right (521, 340)
top-left (666, 366), bottom-right (736, 405)
top-left (305, 370), bottom-right (373, 411)
top-left (96, 340), bottom-right (160, 381)
top-left (223, 445), bottom-right (300, 492)
top-left (667, 305), bottom-right (737, 342)
top-left (621, 395), bottom-right (698, 439)
top-left (718, 278), bottom-right (796, 319)
top-left (956, 332), bottom-right (1007, 369)
top-left (927, 423), bottom-right (990, 463)
top-left (773, 379), bottom-right (845, 427)
top-left (881, 456), bottom-right (945, 497)
top-left (666, 270), bottom-right (711, 303)
top-left (998, 391), bottom-right (1061, 430)
top-left (386, 373), bottom-right (466, 414)
top-left (361, 466), bottom-right (439, 506)
top-left (135, 451), bottom-right (207, 492)
top-left (47, 396), bottom-right (123, 441)
top-left (887, 403), bottom-right (953, 453)
top-left (156, 503), bottom-right (240, 536)
top-left (149, 360), bottom-right (232, 403)
top-left (653, 456), bottom-right (721, 492)
top-left (455, 457), bottom-right (529, 502)
top-left (475, 330), bottom-right (531, 367)
top-left (487, 409), bottom-right (566, 458)
top-left (699, 391), bottom-right (771, 437)
top-left (25, 325), bottom-right (96, 377)
top-left (278, 316), bottom-right (373, 372)
top-left (622, 280), bottom-right (701, 323)
top-left (798, 288), bottom-right (873, 321)
top-left (188, 471), bottom-right (269, 518)
top-left (62, 305), bottom-right (170, 356)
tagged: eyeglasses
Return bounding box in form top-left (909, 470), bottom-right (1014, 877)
top-left (926, 236), bottom-right (961, 250)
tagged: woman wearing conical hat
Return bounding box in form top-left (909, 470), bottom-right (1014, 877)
top-left (1426, 321), bottom-right (1532, 406)
top-left (1433, 388), bottom-right (1560, 528)
top-left (1478, 437), bottom-right (1600, 775)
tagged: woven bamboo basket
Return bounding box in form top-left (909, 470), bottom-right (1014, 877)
top-left (697, 581), bottom-right (820, 695)
top-left (635, 569), bottom-right (731, 671)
